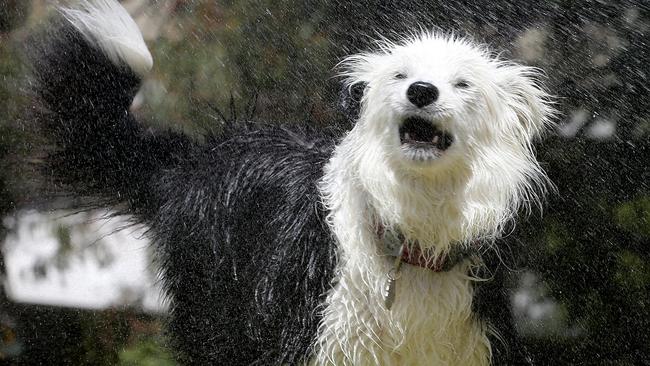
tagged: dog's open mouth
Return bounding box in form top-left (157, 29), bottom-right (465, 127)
top-left (399, 116), bottom-right (453, 161)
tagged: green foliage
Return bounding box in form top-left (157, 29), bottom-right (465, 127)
top-left (543, 218), bottom-right (571, 254)
top-left (614, 195), bottom-right (650, 238)
top-left (615, 250), bottom-right (650, 291)
top-left (119, 336), bottom-right (177, 366)
top-left (137, 0), bottom-right (334, 136)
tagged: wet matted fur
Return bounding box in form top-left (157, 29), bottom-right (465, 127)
top-left (26, 1), bottom-right (554, 365)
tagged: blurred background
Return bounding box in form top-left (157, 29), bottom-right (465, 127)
top-left (0, 0), bottom-right (648, 364)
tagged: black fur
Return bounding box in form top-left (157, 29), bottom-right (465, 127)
top-left (338, 82), bottom-right (366, 124)
top-left (28, 19), bottom-right (338, 365)
top-left (473, 245), bottom-right (535, 365)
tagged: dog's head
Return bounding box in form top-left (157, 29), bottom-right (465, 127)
top-left (336, 32), bottom-right (555, 247)
top-left (340, 32), bottom-right (553, 167)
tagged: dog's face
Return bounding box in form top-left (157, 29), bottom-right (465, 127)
top-left (336, 33), bottom-right (554, 245)
top-left (341, 33), bottom-right (552, 171)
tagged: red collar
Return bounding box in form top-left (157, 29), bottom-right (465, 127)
top-left (376, 223), bottom-right (474, 272)
top-left (400, 245), bottom-right (448, 272)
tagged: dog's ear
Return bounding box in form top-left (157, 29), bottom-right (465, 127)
top-left (337, 51), bottom-right (386, 124)
top-left (497, 65), bottom-right (555, 140)
top-left (338, 82), bottom-right (367, 123)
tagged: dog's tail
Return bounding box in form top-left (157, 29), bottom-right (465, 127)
top-left (28, 0), bottom-right (187, 215)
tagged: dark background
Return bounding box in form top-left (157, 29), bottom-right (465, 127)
top-left (0, 0), bottom-right (648, 364)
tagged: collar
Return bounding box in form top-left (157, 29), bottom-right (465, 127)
top-left (376, 223), bottom-right (476, 272)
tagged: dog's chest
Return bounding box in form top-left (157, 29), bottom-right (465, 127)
top-left (311, 262), bottom-right (490, 366)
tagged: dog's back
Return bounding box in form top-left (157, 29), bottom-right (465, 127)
top-left (149, 127), bottom-right (338, 364)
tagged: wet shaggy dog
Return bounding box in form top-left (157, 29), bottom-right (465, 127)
top-left (27, 1), bottom-right (553, 365)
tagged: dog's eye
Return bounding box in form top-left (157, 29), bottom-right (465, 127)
top-left (455, 80), bottom-right (470, 88)
top-left (394, 73), bottom-right (407, 80)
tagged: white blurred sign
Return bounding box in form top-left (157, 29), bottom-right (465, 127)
top-left (2, 210), bottom-right (167, 313)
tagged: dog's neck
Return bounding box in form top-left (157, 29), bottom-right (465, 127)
top-left (360, 166), bottom-right (475, 254)
top-left (375, 222), bottom-right (478, 272)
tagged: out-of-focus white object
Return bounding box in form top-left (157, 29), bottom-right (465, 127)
top-left (2, 210), bottom-right (167, 313)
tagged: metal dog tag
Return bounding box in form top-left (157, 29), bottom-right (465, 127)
top-left (382, 228), bottom-right (403, 256)
top-left (383, 247), bottom-right (404, 310)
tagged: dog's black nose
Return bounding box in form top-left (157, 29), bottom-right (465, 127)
top-left (407, 82), bottom-right (439, 108)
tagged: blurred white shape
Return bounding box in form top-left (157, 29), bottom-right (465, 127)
top-left (515, 26), bottom-right (549, 63)
top-left (513, 291), bottom-right (531, 308)
top-left (122, 0), bottom-right (176, 41)
top-left (592, 53), bottom-right (610, 67)
top-left (511, 271), bottom-right (579, 338)
top-left (558, 108), bottom-right (590, 138)
top-left (528, 301), bottom-right (555, 321)
top-left (586, 118), bottom-right (617, 139)
top-left (2, 210), bottom-right (168, 313)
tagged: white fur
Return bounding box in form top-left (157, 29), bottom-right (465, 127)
top-left (314, 32), bottom-right (554, 365)
top-left (60, 0), bottom-right (153, 75)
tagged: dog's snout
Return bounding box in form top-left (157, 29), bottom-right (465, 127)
top-left (407, 82), bottom-right (439, 108)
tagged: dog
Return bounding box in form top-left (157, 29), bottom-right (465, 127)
top-left (27, 1), bottom-right (553, 365)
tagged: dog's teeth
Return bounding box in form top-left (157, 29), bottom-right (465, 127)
top-left (405, 133), bottom-right (411, 140)
top-left (432, 135), bottom-right (439, 144)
